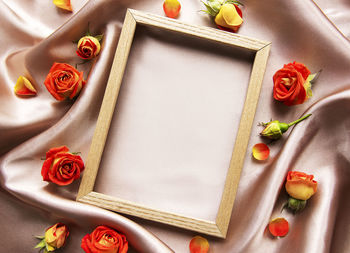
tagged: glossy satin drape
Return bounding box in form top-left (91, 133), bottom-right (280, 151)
top-left (0, 0), bottom-right (349, 252)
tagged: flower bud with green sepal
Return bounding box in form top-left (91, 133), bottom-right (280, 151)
top-left (260, 114), bottom-right (312, 140)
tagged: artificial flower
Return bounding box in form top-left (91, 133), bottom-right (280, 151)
top-left (35, 223), bottom-right (69, 252)
top-left (44, 62), bottom-right (86, 101)
top-left (286, 171), bottom-right (318, 200)
top-left (53, 0), bottom-right (72, 12)
top-left (14, 76), bottom-right (37, 96)
top-left (76, 35), bottom-right (102, 60)
top-left (202, 0), bottom-right (243, 33)
top-left (273, 62), bottom-right (319, 106)
top-left (189, 236), bottom-right (209, 253)
top-left (163, 0), bottom-right (181, 18)
top-left (268, 218), bottom-right (289, 237)
top-left (252, 143), bottom-right (270, 160)
top-left (81, 225), bottom-right (128, 253)
top-left (41, 146), bottom-right (85, 186)
top-left (260, 114), bottom-right (311, 140)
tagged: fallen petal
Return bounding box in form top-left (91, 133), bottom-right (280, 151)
top-left (252, 143), bottom-right (270, 160)
top-left (163, 0), bottom-right (181, 18)
top-left (14, 76), bottom-right (37, 96)
top-left (53, 0), bottom-right (73, 12)
top-left (268, 217), bottom-right (289, 237)
top-left (189, 236), bottom-right (209, 253)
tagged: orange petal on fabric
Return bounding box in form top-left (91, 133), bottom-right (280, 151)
top-left (53, 0), bottom-right (73, 12)
top-left (252, 143), bottom-right (270, 160)
top-left (163, 0), bottom-right (181, 18)
top-left (189, 236), bottom-right (209, 253)
top-left (14, 76), bottom-right (37, 96)
top-left (268, 218), bottom-right (289, 237)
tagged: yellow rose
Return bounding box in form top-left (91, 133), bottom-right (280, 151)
top-left (35, 223), bottom-right (69, 252)
top-left (76, 36), bottom-right (101, 60)
top-left (285, 171), bottom-right (317, 200)
top-left (214, 4), bottom-right (243, 31)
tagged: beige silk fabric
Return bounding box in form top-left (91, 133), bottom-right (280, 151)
top-left (0, 0), bottom-right (350, 252)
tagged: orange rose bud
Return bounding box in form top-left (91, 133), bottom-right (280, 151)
top-left (81, 225), bottom-right (128, 253)
top-left (189, 236), bottom-right (209, 253)
top-left (41, 146), bottom-right (85, 186)
top-left (268, 218), bottom-right (289, 237)
top-left (285, 171), bottom-right (317, 201)
top-left (14, 76), bottom-right (37, 96)
top-left (163, 0), bottom-right (181, 18)
top-left (53, 0), bottom-right (72, 12)
top-left (35, 223), bottom-right (69, 252)
top-left (44, 62), bottom-right (86, 101)
top-left (76, 36), bottom-right (101, 60)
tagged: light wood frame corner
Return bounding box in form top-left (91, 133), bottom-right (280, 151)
top-left (77, 9), bottom-right (271, 238)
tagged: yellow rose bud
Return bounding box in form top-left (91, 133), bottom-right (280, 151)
top-left (35, 223), bottom-right (69, 252)
top-left (76, 35), bottom-right (101, 60)
top-left (285, 171), bottom-right (317, 201)
top-left (214, 4), bottom-right (243, 30)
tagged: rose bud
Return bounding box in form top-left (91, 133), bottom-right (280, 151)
top-left (260, 114), bottom-right (311, 140)
top-left (202, 1), bottom-right (243, 33)
top-left (214, 3), bottom-right (243, 32)
top-left (76, 36), bottom-right (101, 60)
top-left (41, 146), bottom-right (85, 186)
top-left (81, 225), bottom-right (128, 253)
top-left (284, 171), bottom-right (317, 213)
top-left (273, 62), bottom-right (320, 106)
top-left (44, 62), bottom-right (86, 101)
top-left (35, 223), bottom-right (69, 252)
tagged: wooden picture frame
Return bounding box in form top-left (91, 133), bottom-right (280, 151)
top-left (77, 9), bottom-right (271, 238)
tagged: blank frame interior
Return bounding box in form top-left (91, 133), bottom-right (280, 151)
top-left (77, 9), bottom-right (271, 238)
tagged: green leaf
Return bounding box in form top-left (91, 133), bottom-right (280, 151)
top-left (95, 34), bottom-right (104, 41)
top-left (34, 239), bottom-right (46, 249)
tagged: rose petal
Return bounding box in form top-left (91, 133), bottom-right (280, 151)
top-left (221, 4), bottom-right (243, 26)
top-left (252, 143), bottom-right (270, 160)
top-left (53, 0), bottom-right (72, 11)
top-left (163, 0), bottom-right (181, 18)
top-left (14, 76), bottom-right (37, 96)
top-left (268, 218), bottom-right (289, 237)
top-left (189, 236), bottom-right (209, 253)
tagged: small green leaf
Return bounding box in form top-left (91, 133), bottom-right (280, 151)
top-left (95, 34), bottom-right (104, 41)
top-left (34, 239), bottom-right (46, 249)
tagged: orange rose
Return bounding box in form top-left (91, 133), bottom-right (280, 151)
top-left (35, 223), bottom-right (69, 252)
top-left (41, 146), bottom-right (85, 186)
top-left (285, 171), bottom-right (317, 200)
top-left (273, 62), bottom-right (311, 106)
top-left (44, 62), bottom-right (86, 101)
top-left (76, 36), bottom-right (101, 60)
top-left (81, 226), bottom-right (128, 253)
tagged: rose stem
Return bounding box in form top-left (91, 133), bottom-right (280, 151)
top-left (288, 114), bottom-right (312, 127)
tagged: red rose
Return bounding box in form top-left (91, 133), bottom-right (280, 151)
top-left (76, 36), bottom-right (101, 60)
top-left (44, 62), bottom-right (86, 101)
top-left (273, 62), bottom-right (311, 106)
top-left (41, 146), bottom-right (85, 186)
top-left (81, 226), bottom-right (128, 253)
